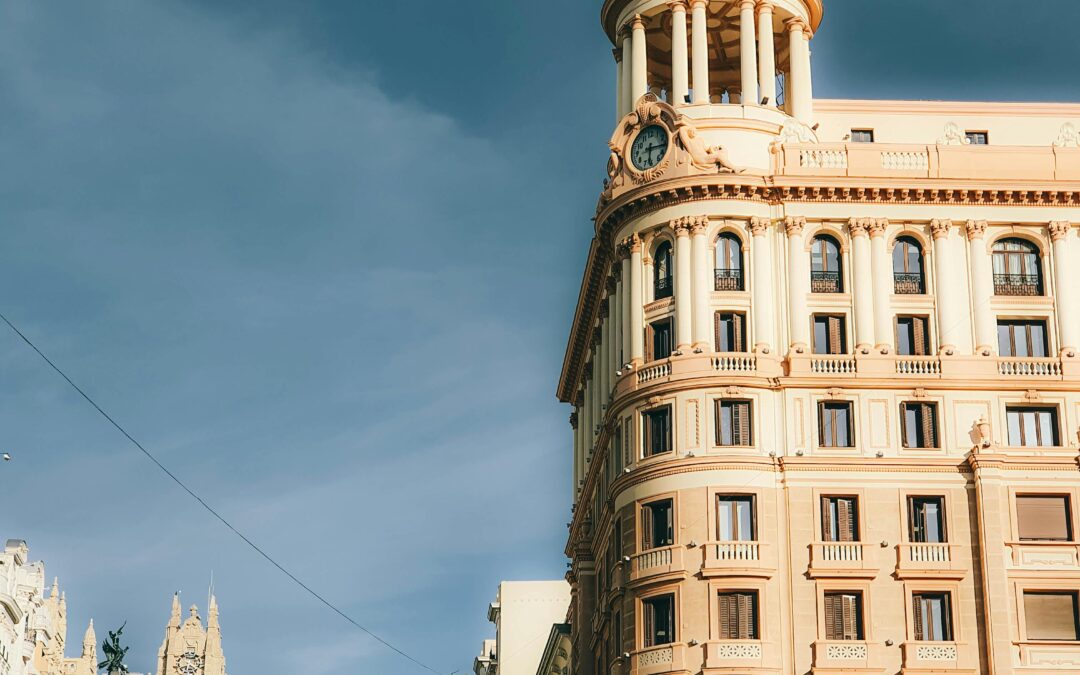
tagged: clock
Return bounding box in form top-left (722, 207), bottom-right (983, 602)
top-left (176, 650), bottom-right (204, 675)
top-left (630, 125), bottom-right (669, 170)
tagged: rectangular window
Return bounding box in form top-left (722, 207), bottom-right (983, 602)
top-left (851, 129), bottom-right (874, 143)
top-left (913, 593), bottom-right (953, 641)
top-left (813, 315), bottom-right (847, 355)
top-left (965, 131), bottom-right (989, 145)
top-left (714, 312), bottom-right (747, 352)
top-left (642, 594), bottom-right (676, 647)
top-left (909, 496), bottom-right (947, 543)
top-left (641, 499), bottom-right (674, 550)
top-left (643, 406), bottom-right (672, 457)
top-left (901, 402), bottom-right (939, 449)
top-left (717, 495), bottom-right (756, 541)
top-left (998, 320), bottom-right (1049, 358)
top-left (1017, 495), bottom-right (1072, 541)
top-left (824, 592), bottom-right (865, 640)
top-left (718, 591), bottom-right (759, 640)
top-left (1007, 406), bottom-right (1059, 447)
top-left (715, 400), bottom-right (752, 447)
top-left (822, 496), bottom-right (859, 542)
top-left (896, 316), bottom-right (931, 356)
top-left (1024, 592), bottom-right (1080, 641)
top-left (648, 318), bottom-right (674, 361)
top-left (818, 402), bottom-right (854, 448)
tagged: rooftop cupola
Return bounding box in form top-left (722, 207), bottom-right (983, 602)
top-left (604, 0), bottom-right (822, 123)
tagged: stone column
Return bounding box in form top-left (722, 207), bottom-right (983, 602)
top-left (614, 49), bottom-right (625, 121)
top-left (849, 219), bottom-right (875, 351)
top-left (1050, 221), bottom-right (1078, 352)
top-left (757, 2), bottom-right (776, 106)
top-left (670, 1), bottom-right (690, 105)
top-left (621, 31), bottom-right (634, 114)
top-left (690, 0), bottom-right (710, 104)
top-left (610, 271), bottom-right (622, 373)
top-left (751, 217), bottom-right (776, 352)
top-left (966, 220), bottom-right (997, 355)
top-left (629, 235), bottom-right (645, 364)
top-left (739, 0), bottom-right (759, 105)
top-left (598, 307), bottom-right (610, 410)
top-left (785, 217), bottom-right (810, 349)
top-left (869, 219), bottom-right (893, 352)
top-left (674, 220), bottom-right (694, 350)
top-left (690, 216), bottom-right (711, 349)
top-left (931, 220), bottom-right (963, 354)
top-left (631, 15), bottom-right (649, 103)
top-left (786, 19), bottom-right (811, 122)
top-left (621, 250), bottom-right (633, 366)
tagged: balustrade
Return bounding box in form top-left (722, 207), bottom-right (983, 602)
top-left (810, 270), bottom-right (842, 293)
top-left (893, 272), bottom-right (925, 294)
top-left (994, 273), bottom-right (1042, 296)
top-left (713, 268), bottom-right (744, 291)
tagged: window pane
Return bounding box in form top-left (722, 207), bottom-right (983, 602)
top-left (835, 406), bottom-right (851, 446)
top-left (718, 499), bottom-right (733, 540)
top-left (923, 501), bottom-right (943, 543)
top-left (1025, 592), bottom-right (1079, 641)
top-left (719, 403), bottom-right (733, 446)
top-left (1031, 323), bottom-right (1047, 357)
top-left (814, 318), bottom-right (829, 355)
top-left (897, 319), bottom-right (914, 356)
top-left (999, 323), bottom-right (1013, 357)
top-left (904, 406), bottom-right (919, 447)
top-left (1039, 410), bottom-right (1058, 447)
top-left (736, 500), bottom-right (753, 541)
top-left (1015, 326), bottom-right (1030, 358)
top-left (1007, 410), bottom-right (1023, 446)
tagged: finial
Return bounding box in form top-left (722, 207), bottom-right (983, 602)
top-left (51, 577), bottom-right (59, 598)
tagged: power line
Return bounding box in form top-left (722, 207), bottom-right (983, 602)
top-left (0, 310), bottom-right (445, 675)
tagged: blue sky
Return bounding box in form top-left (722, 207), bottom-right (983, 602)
top-left (1, 1), bottom-right (1078, 673)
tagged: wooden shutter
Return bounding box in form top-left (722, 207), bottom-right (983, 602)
top-left (734, 313), bottom-right (745, 352)
top-left (822, 497), bottom-right (835, 541)
top-left (913, 316), bottom-right (927, 356)
top-left (818, 402), bottom-right (828, 447)
top-left (842, 594), bottom-right (860, 640)
top-left (714, 312), bottom-right (723, 352)
top-left (900, 404), bottom-right (910, 448)
top-left (828, 316), bottom-right (843, 354)
top-left (719, 593), bottom-right (735, 639)
top-left (624, 418), bottom-right (633, 466)
top-left (664, 502), bottom-right (674, 545)
top-left (645, 324), bottom-right (655, 363)
top-left (737, 593), bottom-right (755, 639)
top-left (921, 404), bottom-right (937, 448)
top-left (838, 498), bottom-right (856, 542)
top-left (824, 594), bottom-right (843, 640)
top-left (1024, 592), bottom-right (1079, 640)
top-left (643, 599), bottom-right (655, 647)
top-left (641, 504), bottom-right (654, 550)
top-left (730, 401), bottom-right (750, 446)
top-left (1017, 495), bottom-right (1071, 541)
top-left (912, 595), bottom-right (925, 641)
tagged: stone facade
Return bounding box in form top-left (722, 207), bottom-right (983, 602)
top-left (561, 2), bottom-right (1080, 674)
top-left (473, 581), bottom-right (571, 675)
top-left (153, 595), bottom-right (225, 675)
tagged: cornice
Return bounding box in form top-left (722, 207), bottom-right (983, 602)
top-left (815, 98), bottom-right (1080, 118)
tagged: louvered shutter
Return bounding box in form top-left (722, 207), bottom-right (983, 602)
top-left (665, 503), bottom-right (674, 545)
top-left (719, 593), bottom-right (734, 639)
top-left (734, 313), bottom-right (745, 352)
top-left (734, 402), bottom-right (751, 445)
top-left (828, 316), bottom-right (843, 354)
top-left (842, 594), bottom-right (859, 640)
top-left (1017, 495), bottom-right (1071, 541)
top-left (913, 317), bottom-right (927, 356)
top-left (921, 404), bottom-right (937, 448)
top-left (645, 324), bottom-right (655, 363)
top-left (838, 499), bottom-right (856, 542)
top-left (643, 600), bottom-right (655, 647)
top-left (641, 505), bottom-right (653, 550)
top-left (912, 595), bottom-right (925, 641)
top-left (900, 404), bottom-right (911, 448)
top-left (737, 593), bottom-right (754, 640)
top-left (824, 594), bottom-right (842, 640)
top-left (714, 312), bottom-right (723, 352)
top-left (822, 497), bottom-right (835, 541)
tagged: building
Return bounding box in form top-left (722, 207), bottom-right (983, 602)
top-left (154, 594), bottom-right (226, 675)
top-left (535, 624), bottom-right (571, 675)
top-left (560, 1), bottom-right (1080, 674)
top-left (473, 581), bottom-right (571, 675)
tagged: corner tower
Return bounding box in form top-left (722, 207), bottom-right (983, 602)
top-left (562, 1), bottom-right (1080, 674)
top-left (155, 595), bottom-right (227, 675)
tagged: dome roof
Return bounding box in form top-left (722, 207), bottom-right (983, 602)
top-left (600, 0), bottom-right (824, 43)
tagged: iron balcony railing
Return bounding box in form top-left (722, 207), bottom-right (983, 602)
top-left (714, 268), bottom-right (744, 291)
top-left (893, 272), bottom-right (925, 294)
top-left (655, 276), bottom-right (673, 299)
top-left (994, 273), bottom-right (1042, 296)
top-left (811, 271), bottom-right (842, 293)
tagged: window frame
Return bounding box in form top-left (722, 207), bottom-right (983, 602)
top-left (639, 496), bottom-right (676, 551)
top-left (717, 590), bottom-right (760, 640)
top-left (653, 241), bottom-right (674, 300)
top-left (822, 590), bottom-right (866, 641)
top-left (714, 311), bottom-right (748, 353)
top-left (813, 314), bottom-right (848, 355)
top-left (895, 315), bottom-right (932, 357)
top-left (1015, 493), bottom-right (1074, 542)
top-left (640, 591), bottom-right (678, 648)
top-left (647, 317), bottom-right (674, 361)
top-left (1005, 405), bottom-right (1061, 448)
top-left (714, 233), bottom-right (745, 292)
top-left (821, 495), bottom-right (861, 542)
top-left (641, 405), bottom-right (673, 457)
top-left (818, 400), bottom-right (855, 448)
top-left (850, 129), bottom-right (875, 143)
top-left (997, 319), bottom-right (1050, 358)
top-left (1021, 590), bottom-right (1080, 642)
top-left (810, 235), bottom-right (844, 293)
top-left (714, 399), bottom-right (753, 447)
top-left (892, 236), bottom-right (926, 294)
top-left (911, 591), bottom-right (954, 642)
top-left (907, 495), bottom-right (948, 544)
top-left (900, 401), bottom-right (940, 449)
top-left (965, 130), bottom-right (989, 145)
top-left (716, 494), bottom-right (758, 542)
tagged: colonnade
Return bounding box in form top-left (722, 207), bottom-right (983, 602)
top-left (613, 1), bottom-right (814, 123)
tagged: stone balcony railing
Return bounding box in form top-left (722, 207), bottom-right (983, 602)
top-left (630, 643), bottom-right (687, 675)
top-left (808, 542), bottom-right (879, 578)
top-left (1006, 540), bottom-right (1080, 569)
top-left (629, 545), bottom-right (687, 585)
top-left (774, 141), bottom-right (1080, 182)
top-left (701, 541), bottom-right (775, 578)
top-left (812, 640), bottom-right (881, 671)
top-left (901, 641), bottom-right (965, 670)
top-left (1016, 640), bottom-right (1080, 669)
top-left (703, 640), bottom-right (767, 670)
top-left (895, 543), bottom-right (968, 579)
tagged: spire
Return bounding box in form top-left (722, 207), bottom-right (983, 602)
top-left (51, 577), bottom-right (59, 599)
top-left (169, 592), bottom-right (182, 628)
top-left (82, 619), bottom-right (96, 657)
top-left (208, 594), bottom-right (219, 629)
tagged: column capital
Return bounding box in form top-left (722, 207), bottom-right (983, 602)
top-left (739, 0), bottom-right (756, 10)
top-left (784, 17), bottom-right (808, 33)
top-left (1050, 221), bottom-right (1073, 241)
top-left (784, 216), bottom-right (806, 236)
top-left (605, 275), bottom-right (618, 293)
top-left (612, 48), bottom-right (623, 63)
top-left (965, 219), bottom-right (988, 241)
top-left (690, 215), bottom-right (709, 236)
top-left (569, 411), bottom-right (579, 429)
top-left (869, 218), bottom-right (889, 238)
top-left (750, 217), bottom-right (771, 236)
top-left (689, 0), bottom-right (709, 8)
top-left (848, 217), bottom-right (870, 238)
top-left (631, 14), bottom-right (646, 31)
top-left (626, 233), bottom-right (643, 253)
top-left (667, 0), bottom-right (689, 12)
top-left (672, 218), bottom-right (692, 237)
top-left (755, 0), bottom-right (774, 13)
top-left (930, 219), bottom-right (953, 240)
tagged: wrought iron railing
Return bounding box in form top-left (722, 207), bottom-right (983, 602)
top-left (654, 276), bottom-right (673, 299)
top-left (714, 268), bottom-right (744, 291)
top-left (994, 273), bottom-right (1042, 296)
top-left (893, 272), bottom-right (925, 294)
top-left (811, 271), bottom-right (842, 293)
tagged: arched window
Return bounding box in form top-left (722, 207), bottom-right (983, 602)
top-left (714, 233), bottom-right (744, 291)
top-left (810, 235), bottom-right (843, 293)
top-left (992, 238), bottom-right (1042, 296)
top-left (892, 237), bottom-right (925, 294)
top-left (654, 242), bottom-right (673, 299)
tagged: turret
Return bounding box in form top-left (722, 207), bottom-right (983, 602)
top-left (82, 619), bottom-right (96, 659)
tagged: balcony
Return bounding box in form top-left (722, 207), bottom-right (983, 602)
top-left (812, 640), bottom-right (878, 672)
top-left (713, 268), bottom-right (744, 292)
top-left (655, 277), bottom-right (673, 300)
top-left (808, 542), bottom-right (879, 578)
top-left (630, 643), bottom-right (687, 675)
top-left (629, 545), bottom-right (687, 585)
top-left (701, 541), bottom-right (775, 578)
top-left (901, 642), bottom-right (963, 670)
top-left (997, 357), bottom-right (1063, 378)
top-left (703, 640), bottom-right (766, 670)
top-left (895, 543), bottom-right (968, 579)
top-left (893, 272), bottom-right (925, 295)
top-left (810, 271), bottom-right (842, 293)
top-left (1006, 541), bottom-right (1080, 569)
top-left (894, 356), bottom-right (941, 376)
top-left (808, 354), bottom-right (857, 375)
top-left (1017, 641), bottom-right (1080, 669)
top-left (994, 273), bottom-right (1042, 296)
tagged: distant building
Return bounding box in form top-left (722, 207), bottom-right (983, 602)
top-left (534, 624), bottom-right (571, 675)
top-left (154, 594), bottom-right (226, 675)
top-left (473, 581), bottom-right (570, 675)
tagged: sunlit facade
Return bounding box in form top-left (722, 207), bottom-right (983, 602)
top-left (559, 1), bottom-right (1080, 673)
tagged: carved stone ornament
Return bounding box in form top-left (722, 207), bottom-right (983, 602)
top-left (965, 220), bottom-right (988, 241)
top-left (749, 217), bottom-right (771, 236)
top-left (778, 119), bottom-right (817, 144)
top-left (1049, 221), bottom-right (1072, 241)
top-left (602, 94), bottom-right (742, 203)
top-left (937, 122), bottom-right (970, 146)
top-left (848, 218), bottom-right (870, 238)
top-left (930, 219), bottom-right (953, 240)
top-left (1054, 122), bottom-right (1080, 148)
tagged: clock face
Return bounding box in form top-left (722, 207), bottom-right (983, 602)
top-left (630, 125), bottom-right (669, 170)
top-left (177, 651), bottom-right (203, 675)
